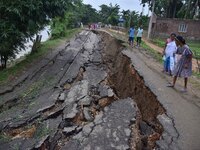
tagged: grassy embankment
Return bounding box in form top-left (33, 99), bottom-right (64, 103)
top-left (0, 28), bottom-right (81, 84)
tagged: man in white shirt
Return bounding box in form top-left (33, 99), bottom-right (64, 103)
top-left (136, 26), bottom-right (143, 47)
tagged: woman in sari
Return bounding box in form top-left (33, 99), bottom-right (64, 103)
top-left (167, 36), bottom-right (193, 92)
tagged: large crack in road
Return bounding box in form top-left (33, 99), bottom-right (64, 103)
top-left (0, 30), bottom-right (179, 150)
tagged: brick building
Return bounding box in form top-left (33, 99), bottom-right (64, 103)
top-left (151, 14), bottom-right (200, 40)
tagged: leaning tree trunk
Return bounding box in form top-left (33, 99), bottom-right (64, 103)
top-left (172, 0), bottom-right (177, 18)
top-left (31, 35), bottom-right (42, 54)
top-left (184, 0), bottom-right (192, 19)
top-left (0, 55), bottom-right (8, 69)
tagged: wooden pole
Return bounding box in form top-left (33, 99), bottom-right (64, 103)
top-left (147, 0), bottom-right (156, 39)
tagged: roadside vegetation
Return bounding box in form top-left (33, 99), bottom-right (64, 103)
top-left (152, 38), bottom-right (200, 53)
top-left (0, 29), bottom-right (80, 84)
top-left (141, 41), bottom-right (163, 62)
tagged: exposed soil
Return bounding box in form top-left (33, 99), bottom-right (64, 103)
top-left (99, 31), bottom-right (166, 149)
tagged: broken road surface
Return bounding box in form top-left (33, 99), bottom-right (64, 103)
top-left (0, 30), bottom-right (200, 150)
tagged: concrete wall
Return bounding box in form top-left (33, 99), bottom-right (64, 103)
top-left (152, 18), bottom-right (200, 40)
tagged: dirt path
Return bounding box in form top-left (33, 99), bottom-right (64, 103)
top-left (142, 37), bottom-right (163, 53)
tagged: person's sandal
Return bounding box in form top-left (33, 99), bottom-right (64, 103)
top-left (180, 88), bottom-right (187, 93)
top-left (166, 83), bottom-right (174, 88)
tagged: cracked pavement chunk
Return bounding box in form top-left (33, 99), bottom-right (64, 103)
top-left (58, 93), bottom-right (65, 102)
top-left (84, 66), bottom-right (107, 86)
top-left (83, 107), bottom-right (94, 121)
top-left (64, 80), bottom-right (89, 105)
top-left (63, 126), bottom-right (78, 136)
top-left (63, 103), bottom-right (78, 119)
top-left (78, 96), bottom-right (92, 106)
top-left (61, 98), bottom-right (137, 150)
top-left (98, 84), bottom-right (114, 98)
top-left (156, 114), bottom-right (180, 150)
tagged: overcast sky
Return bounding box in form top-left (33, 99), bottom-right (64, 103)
top-left (82, 0), bottom-right (149, 15)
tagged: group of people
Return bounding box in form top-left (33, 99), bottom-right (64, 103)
top-left (128, 29), bottom-right (193, 92)
top-left (88, 23), bottom-right (98, 30)
top-left (162, 33), bottom-right (193, 92)
top-left (128, 26), bottom-right (143, 48)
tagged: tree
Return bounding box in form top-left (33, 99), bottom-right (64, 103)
top-left (99, 3), bottom-right (120, 25)
top-left (177, 0), bottom-right (200, 19)
top-left (121, 10), bottom-right (131, 28)
top-left (0, 0), bottom-right (71, 69)
top-left (51, 1), bottom-right (100, 39)
top-left (140, 0), bottom-right (200, 19)
top-left (80, 4), bottom-right (100, 24)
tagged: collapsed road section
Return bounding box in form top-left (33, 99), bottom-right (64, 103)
top-left (0, 30), bottom-right (178, 149)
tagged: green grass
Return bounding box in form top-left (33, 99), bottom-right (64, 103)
top-left (0, 28), bottom-right (81, 85)
top-left (141, 41), bottom-right (163, 63)
top-left (20, 76), bottom-right (54, 101)
top-left (152, 38), bottom-right (200, 75)
top-left (151, 38), bottom-right (166, 48)
top-left (189, 42), bottom-right (200, 62)
top-left (152, 38), bottom-right (200, 53)
top-left (0, 133), bottom-right (11, 143)
top-left (34, 121), bottom-right (51, 139)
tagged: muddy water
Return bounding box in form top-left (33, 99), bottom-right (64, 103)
top-left (0, 30), bottom-right (167, 150)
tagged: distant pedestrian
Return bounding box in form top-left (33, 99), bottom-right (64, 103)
top-left (128, 26), bottom-right (135, 47)
top-left (163, 33), bottom-right (177, 75)
top-left (80, 22), bottom-right (83, 28)
top-left (167, 36), bottom-right (193, 92)
top-left (136, 26), bottom-right (143, 47)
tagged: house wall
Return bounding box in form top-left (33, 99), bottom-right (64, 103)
top-left (152, 18), bottom-right (200, 40)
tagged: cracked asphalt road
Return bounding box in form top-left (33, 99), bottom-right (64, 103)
top-left (0, 29), bottom-right (199, 150)
top-left (0, 30), bottom-right (140, 150)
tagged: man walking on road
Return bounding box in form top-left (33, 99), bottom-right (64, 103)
top-left (136, 26), bottom-right (143, 47)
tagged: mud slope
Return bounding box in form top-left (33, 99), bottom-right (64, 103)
top-left (0, 30), bottom-right (178, 150)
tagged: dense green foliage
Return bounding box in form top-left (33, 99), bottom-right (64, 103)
top-left (121, 10), bottom-right (149, 29)
top-left (0, 0), bottom-right (72, 69)
top-left (141, 0), bottom-right (200, 19)
top-left (51, 0), bottom-right (100, 39)
top-left (0, 29), bottom-right (80, 84)
top-left (99, 4), bottom-right (120, 25)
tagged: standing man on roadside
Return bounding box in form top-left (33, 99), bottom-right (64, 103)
top-left (128, 26), bottom-right (135, 48)
top-left (136, 26), bottom-right (143, 48)
top-left (163, 33), bottom-right (177, 75)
